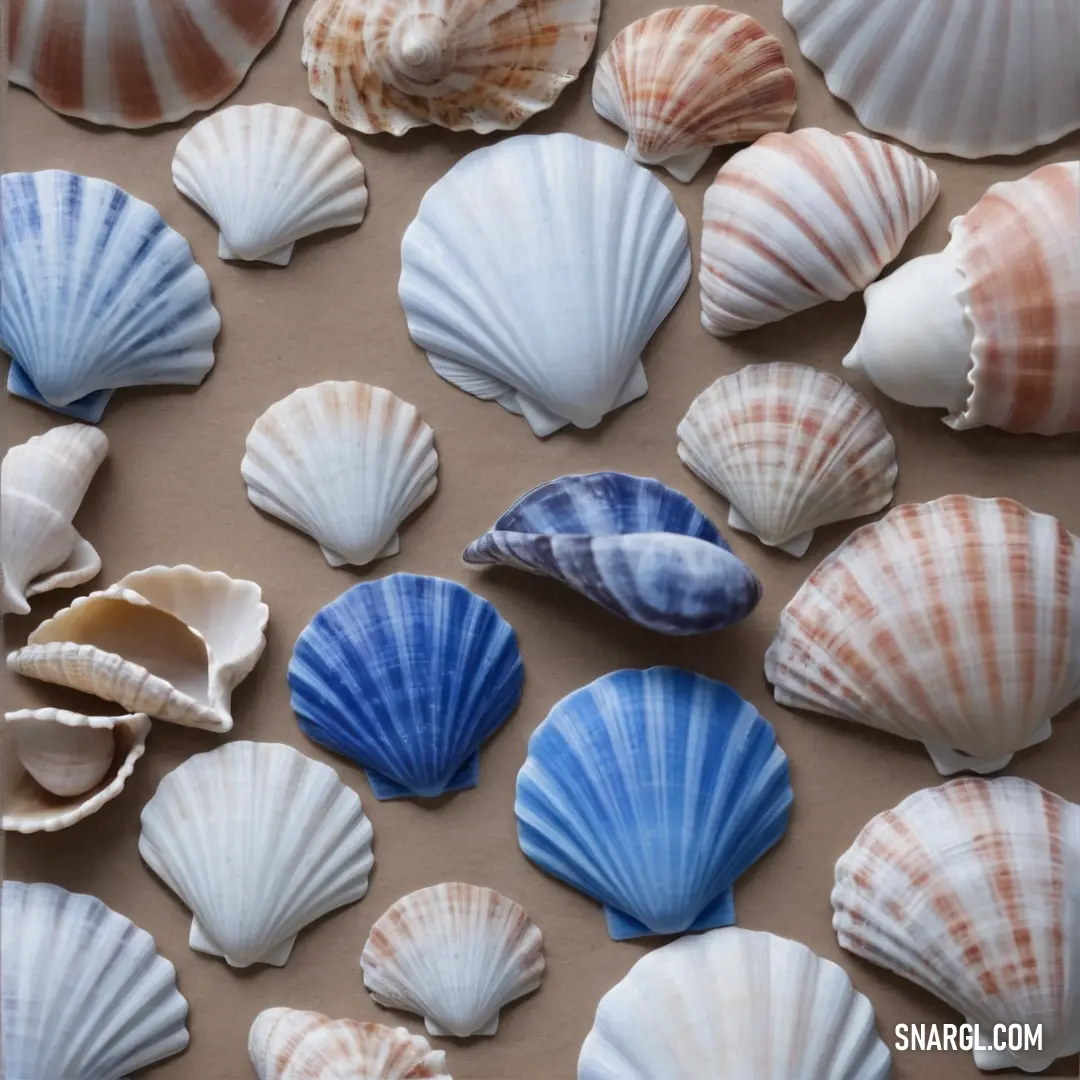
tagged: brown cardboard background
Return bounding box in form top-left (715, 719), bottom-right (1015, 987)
top-left (3, 1), bottom-right (1079, 1076)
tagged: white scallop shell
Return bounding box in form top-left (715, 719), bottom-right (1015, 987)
top-left (399, 133), bottom-right (691, 436)
top-left (677, 363), bottom-right (897, 557)
top-left (361, 882), bottom-right (545, 1037)
top-left (173, 103), bottom-right (368, 266)
top-left (140, 740), bottom-right (374, 968)
top-left (579, 926), bottom-right (891, 1079)
top-left (242, 381), bottom-right (438, 567)
top-left (699, 128), bottom-right (939, 336)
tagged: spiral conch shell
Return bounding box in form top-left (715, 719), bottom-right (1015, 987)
top-left (302, 0), bottom-right (601, 135)
top-left (592, 6), bottom-right (796, 182)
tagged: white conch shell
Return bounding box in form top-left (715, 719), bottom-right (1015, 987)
top-left (140, 741), bottom-right (374, 968)
top-left (1, 424), bottom-right (108, 614)
top-left (172, 103), bottom-right (368, 266)
top-left (241, 381), bottom-right (438, 567)
top-left (362, 882), bottom-right (545, 1037)
top-left (833, 777), bottom-right (1080, 1072)
top-left (783, 0), bottom-right (1080, 159)
top-left (845, 161), bottom-right (1080, 435)
top-left (250, 1008), bottom-right (452, 1080)
top-left (579, 926), bottom-right (891, 1079)
top-left (677, 363), bottom-right (897, 557)
top-left (302, 0), bottom-right (600, 136)
top-left (6, 565), bottom-right (268, 733)
top-left (592, 6), bottom-right (796, 182)
top-left (400, 134), bottom-right (691, 436)
top-left (4, 709), bottom-right (150, 833)
top-left (699, 128), bottom-right (940, 336)
top-left (765, 496), bottom-right (1080, 775)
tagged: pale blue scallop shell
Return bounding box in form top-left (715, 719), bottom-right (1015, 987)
top-left (463, 472), bottom-right (762, 635)
top-left (1, 170), bottom-right (221, 422)
top-left (288, 573), bottom-right (524, 799)
top-left (516, 667), bottom-right (793, 939)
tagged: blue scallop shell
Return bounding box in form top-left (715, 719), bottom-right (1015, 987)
top-left (288, 574), bottom-right (524, 799)
top-left (463, 472), bottom-right (762, 635)
top-left (516, 667), bottom-right (792, 939)
top-left (1, 170), bottom-right (221, 422)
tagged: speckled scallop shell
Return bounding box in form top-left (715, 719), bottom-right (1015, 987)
top-left (302, 0), bottom-right (600, 136)
top-left (592, 6), bottom-right (796, 182)
top-left (765, 496), bottom-right (1080, 775)
top-left (832, 777), bottom-right (1080, 1072)
top-left (699, 128), bottom-right (940, 336)
top-left (677, 363), bottom-right (897, 557)
top-left (846, 162), bottom-right (1080, 435)
top-left (8, 0), bottom-right (292, 127)
top-left (362, 883), bottom-right (545, 1037)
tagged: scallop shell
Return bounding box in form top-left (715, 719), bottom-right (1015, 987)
top-left (242, 382), bottom-right (438, 567)
top-left (250, 1008), bottom-right (451, 1080)
top-left (516, 668), bottom-right (792, 939)
top-left (173, 104), bottom-right (368, 266)
top-left (833, 777), bottom-right (1080, 1071)
top-left (1, 881), bottom-right (189, 1079)
top-left (677, 363), bottom-right (897, 557)
top-left (592, 6), bottom-right (796, 182)
top-left (765, 496), bottom-right (1080, 775)
top-left (579, 927), bottom-right (891, 1079)
top-left (302, 0), bottom-right (599, 136)
top-left (1, 424), bottom-right (108, 614)
top-left (7, 565), bottom-right (269, 733)
top-left (783, 0), bottom-right (1080, 159)
top-left (8, 0), bottom-right (292, 127)
top-left (289, 574), bottom-right (524, 799)
top-left (1, 171), bottom-right (221, 422)
top-left (699, 128), bottom-right (940, 336)
top-left (845, 162), bottom-right (1080, 436)
top-left (362, 883), bottom-right (545, 1037)
top-left (399, 134), bottom-right (691, 436)
top-left (463, 472), bottom-right (761, 635)
top-left (139, 740), bottom-right (374, 968)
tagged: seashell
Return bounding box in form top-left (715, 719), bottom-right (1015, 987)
top-left (172, 104), bottom-right (369, 266)
top-left (833, 776), bottom-right (1080, 1071)
top-left (1, 880), bottom-right (189, 1078)
top-left (699, 128), bottom-right (940, 337)
top-left (399, 134), bottom-right (691, 436)
top-left (1, 171), bottom-right (220, 422)
top-left (844, 162), bottom-right (1080, 436)
top-left (289, 574), bottom-right (523, 799)
top-left (765, 496), bottom-right (1080, 775)
top-left (516, 667), bottom-right (792, 939)
top-left (783, 0), bottom-right (1080, 159)
top-left (579, 926), bottom-right (891, 1079)
top-left (677, 363), bottom-right (897, 557)
top-left (362, 882), bottom-right (545, 1037)
top-left (592, 6), bottom-right (797, 183)
top-left (242, 381), bottom-right (438, 567)
top-left (1, 424), bottom-right (108, 614)
top-left (463, 472), bottom-right (762, 635)
top-left (250, 1008), bottom-right (451, 1080)
top-left (301, 0), bottom-right (599, 136)
top-left (139, 740), bottom-right (374, 968)
top-left (8, 0), bottom-right (292, 127)
top-left (3, 709), bottom-right (150, 833)
top-left (7, 565), bottom-right (268, 734)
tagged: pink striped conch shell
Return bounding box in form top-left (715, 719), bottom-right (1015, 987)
top-left (845, 162), bottom-right (1080, 436)
top-left (301, 0), bottom-right (600, 136)
top-left (677, 363), bottom-right (896, 557)
top-left (591, 6), bottom-right (796, 183)
top-left (833, 777), bottom-right (1080, 1072)
top-left (765, 496), bottom-right (1080, 775)
top-left (699, 128), bottom-right (940, 336)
